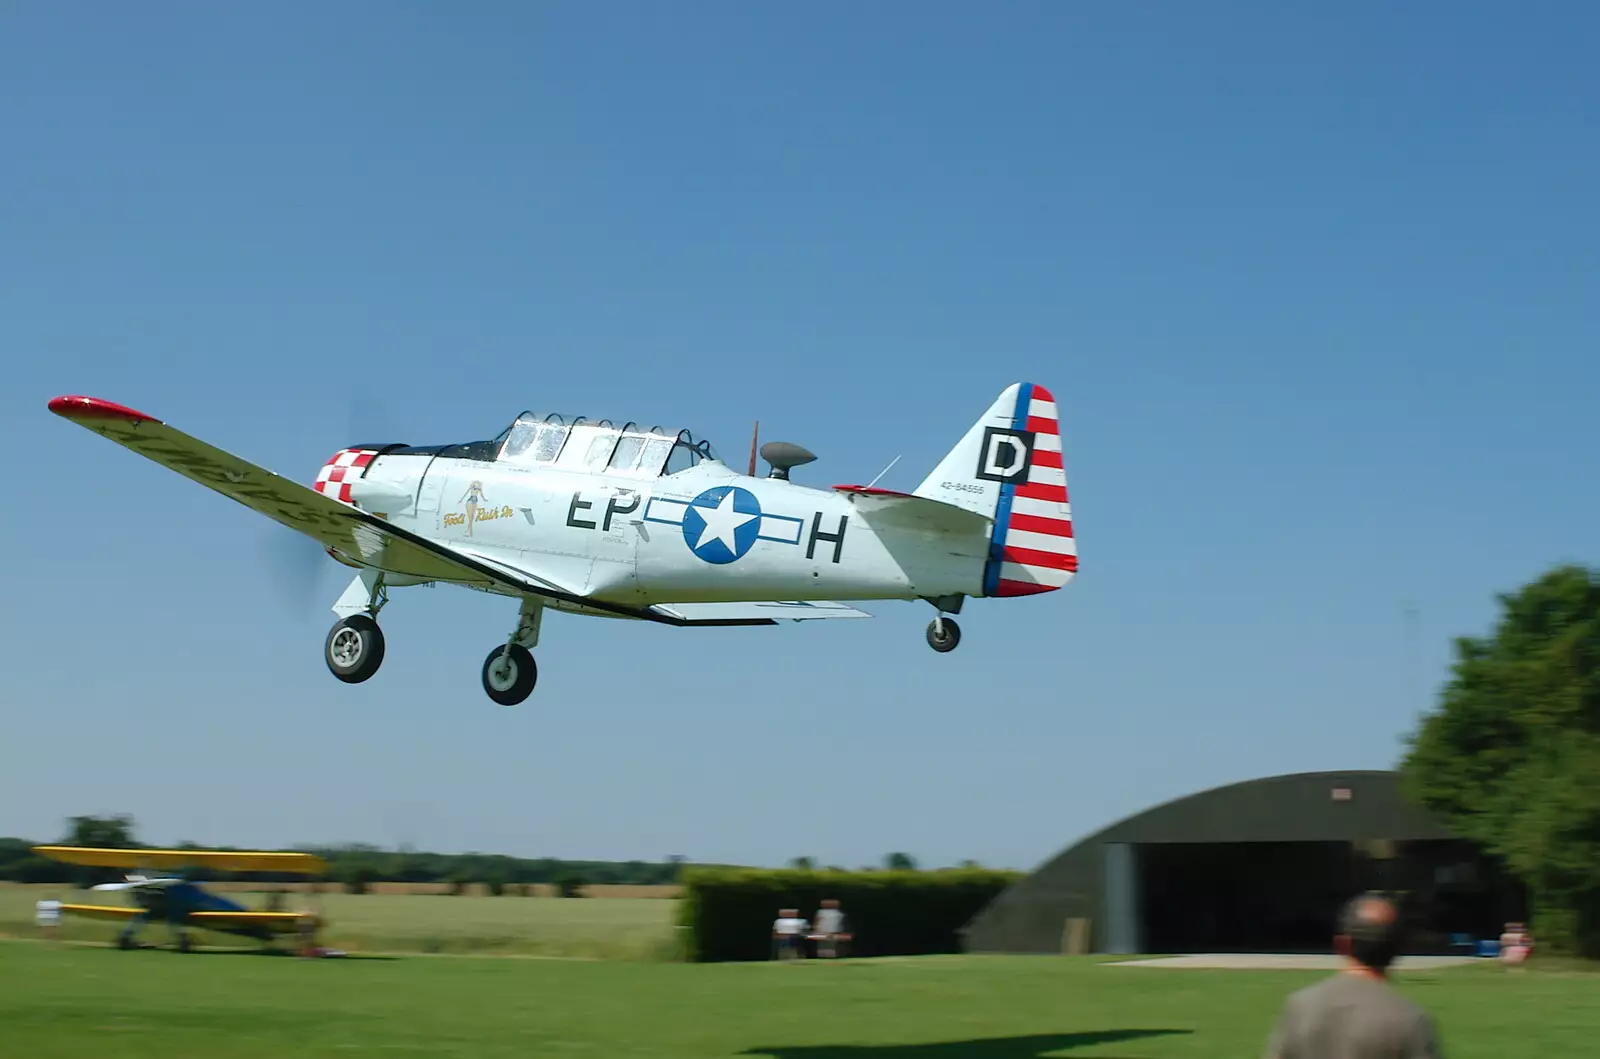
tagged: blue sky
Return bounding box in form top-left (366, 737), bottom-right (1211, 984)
top-left (3, 2), bottom-right (1596, 870)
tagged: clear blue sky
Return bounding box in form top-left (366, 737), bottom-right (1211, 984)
top-left (3, 2), bottom-right (1596, 870)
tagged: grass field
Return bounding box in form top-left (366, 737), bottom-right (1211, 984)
top-left (3, 942), bottom-right (1597, 1059)
top-left (0, 885), bottom-right (679, 960)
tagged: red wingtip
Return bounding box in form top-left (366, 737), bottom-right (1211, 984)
top-left (47, 395), bottom-right (157, 424)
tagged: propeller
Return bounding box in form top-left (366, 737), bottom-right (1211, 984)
top-left (747, 420), bottom-right (759, 476)
top-left (259, 526), bottom-right (340, 619)
top-left (259, 393), bottom-right (398, 618)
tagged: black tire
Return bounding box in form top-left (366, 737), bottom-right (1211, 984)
top-left (325, 615), bottom-right (385, 683)
top-left (481, 643), bottom-right (537, 706)
top-left (926, 617), bottom-right (961, 653)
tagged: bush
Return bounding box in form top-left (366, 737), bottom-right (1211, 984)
top-left (678, 866), bottom-right (1022, 962)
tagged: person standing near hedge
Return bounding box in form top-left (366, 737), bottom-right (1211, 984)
top-left (772, 908), bottom-right (808, 960)
top-left (811, 898), bottom-right (850, 958)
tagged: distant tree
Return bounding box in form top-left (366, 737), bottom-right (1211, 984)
top-left (342, 864), bottom-right (379, 895)
top-left (788, 856), bottom-right (815, 871)
top-left (63, 814), bottom-right (138, 849)
top-left (884, 852), bottom-right (917, 871)
top-left (556, 872), bottom-right (586, 898)
top-left (1401, 564), bottom-right (1600, 957)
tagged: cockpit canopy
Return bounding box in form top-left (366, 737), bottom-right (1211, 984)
top-left (493, 412), bottom-right (722, 477)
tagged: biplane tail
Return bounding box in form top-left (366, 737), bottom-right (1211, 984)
top-left (913, 382), bottom-right (1076, 597)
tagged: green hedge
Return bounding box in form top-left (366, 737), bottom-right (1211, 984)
top-left (678, 867), bottom-right (1022, 962)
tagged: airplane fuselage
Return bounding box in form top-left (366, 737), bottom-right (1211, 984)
top-left (329, 451), bottom-right (989, 611)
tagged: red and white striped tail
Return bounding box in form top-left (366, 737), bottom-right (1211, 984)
top-left (311, 448), bottom-right (379, 505)
top-left (912, 382), bottom-right (1076, 599)
top-left (989, 383), bottom-right (1075, 597)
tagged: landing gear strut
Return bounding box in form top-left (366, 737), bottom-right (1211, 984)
top-left (325, 570), bottom-right (388, 683)
top-left (481, 600), bottom-right (542, 706)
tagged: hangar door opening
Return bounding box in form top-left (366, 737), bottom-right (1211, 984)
top-left (1136, 842), bottom-right (1360, 953)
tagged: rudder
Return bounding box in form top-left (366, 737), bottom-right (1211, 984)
top-left (913, 382), bottom-right (1076, 597)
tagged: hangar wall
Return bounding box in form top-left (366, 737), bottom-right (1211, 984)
top-left (960, 770), bottom-right (1520, 956)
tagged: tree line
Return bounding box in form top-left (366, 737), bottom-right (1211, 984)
top-left (0, 816), bottom-right (960, 896)
top-left (0, 815), bottom-right (691, 894)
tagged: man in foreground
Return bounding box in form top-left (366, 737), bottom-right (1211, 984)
top-left (1262, 892), bottom-right (1441, 1058)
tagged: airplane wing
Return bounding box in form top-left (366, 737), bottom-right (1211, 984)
top-left (58, 903), bottom-right (142, 922)
top-left (47, 396), bottom-right (773, 627)
top-left (190, 911), bottom-right (314, 934)
top-left (32, 846), bottom-right (328, 875)
top-left (648, 600), bottom-right (873, 623)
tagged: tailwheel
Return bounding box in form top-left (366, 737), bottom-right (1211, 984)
top-left (325, 614), bottom-right (385, 683)
top-left (926, 616), bottom-right (961, 653)
top-left (482, 643), bottom-right (537, 706)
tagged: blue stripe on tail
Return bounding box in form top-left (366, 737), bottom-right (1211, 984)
top-left (981, 382), bottom-right (1033, 597)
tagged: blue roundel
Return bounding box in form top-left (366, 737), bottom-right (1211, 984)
top-left (682, 486), bottom-right (763, 564)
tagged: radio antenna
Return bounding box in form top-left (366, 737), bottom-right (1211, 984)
top-left (865, 455), bottom-right (901, 490)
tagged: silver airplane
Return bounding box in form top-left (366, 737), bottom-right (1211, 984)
top-left (48, 382), bottom-right (1075, 706)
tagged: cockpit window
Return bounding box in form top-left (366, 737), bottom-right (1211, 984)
top-left (555, 422), bottom-right (620, 472)
top-left (664, 441), bottom-right (699, 475)
top-left (491, 412), bottom-right (721, 476)
top-left (499, 413), bottom-right (572, 467)
top-left (607, 425), bottom-right (646, 474)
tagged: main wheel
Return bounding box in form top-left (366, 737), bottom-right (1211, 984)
top-left (926, 617), bottom-right (961, 653)
top-left (482, 643), bottom-right (537, 706)
top-left (325, 615), bottom-right (385, 683)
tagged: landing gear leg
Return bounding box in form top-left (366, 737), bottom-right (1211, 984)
top-left (481, 599), bottom-right (541, 706)
top-left (117, 917), bottom-right (144, 950)
top-left (325, 570), bottom-right (388, 683)
top-left (923, 594), bottom-right (963, 653)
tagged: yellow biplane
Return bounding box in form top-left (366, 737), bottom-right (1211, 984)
top-left (34, 845), bottom-right (329, 953)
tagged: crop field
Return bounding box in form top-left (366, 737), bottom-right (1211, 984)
top-left (3, 942), bottom-right (1597, 1059)
top-left (0, 884), bottom-right (679, 960)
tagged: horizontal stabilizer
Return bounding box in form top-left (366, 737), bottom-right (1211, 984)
top-left (831, 485), bottom-right (993, 535)
top-left (649, 600), bottom-right (873, 624)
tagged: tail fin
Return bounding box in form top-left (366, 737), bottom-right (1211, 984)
top-left (913, 382), bottom-right (1076, 598)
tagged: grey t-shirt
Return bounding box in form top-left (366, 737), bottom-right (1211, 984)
top-left (1264, 973), bottom-right (1440, 1059)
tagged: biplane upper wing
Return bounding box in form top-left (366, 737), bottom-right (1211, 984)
top-left (46, 396), bottom-right (775, 627)
top-left (32, 846), bottom-right (328, 874)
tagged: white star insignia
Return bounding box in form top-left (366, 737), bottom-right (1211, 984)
top-left (691, 490), bottom-right (757, 554)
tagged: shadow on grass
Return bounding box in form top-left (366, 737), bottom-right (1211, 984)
top-left (743, 1028), bottom-right (1191, 1058)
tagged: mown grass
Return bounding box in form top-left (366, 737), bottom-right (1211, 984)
top-left (1, 943), bottom-right (1596, 1059)
top-left (0, 885), bottom-right (679, 960)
